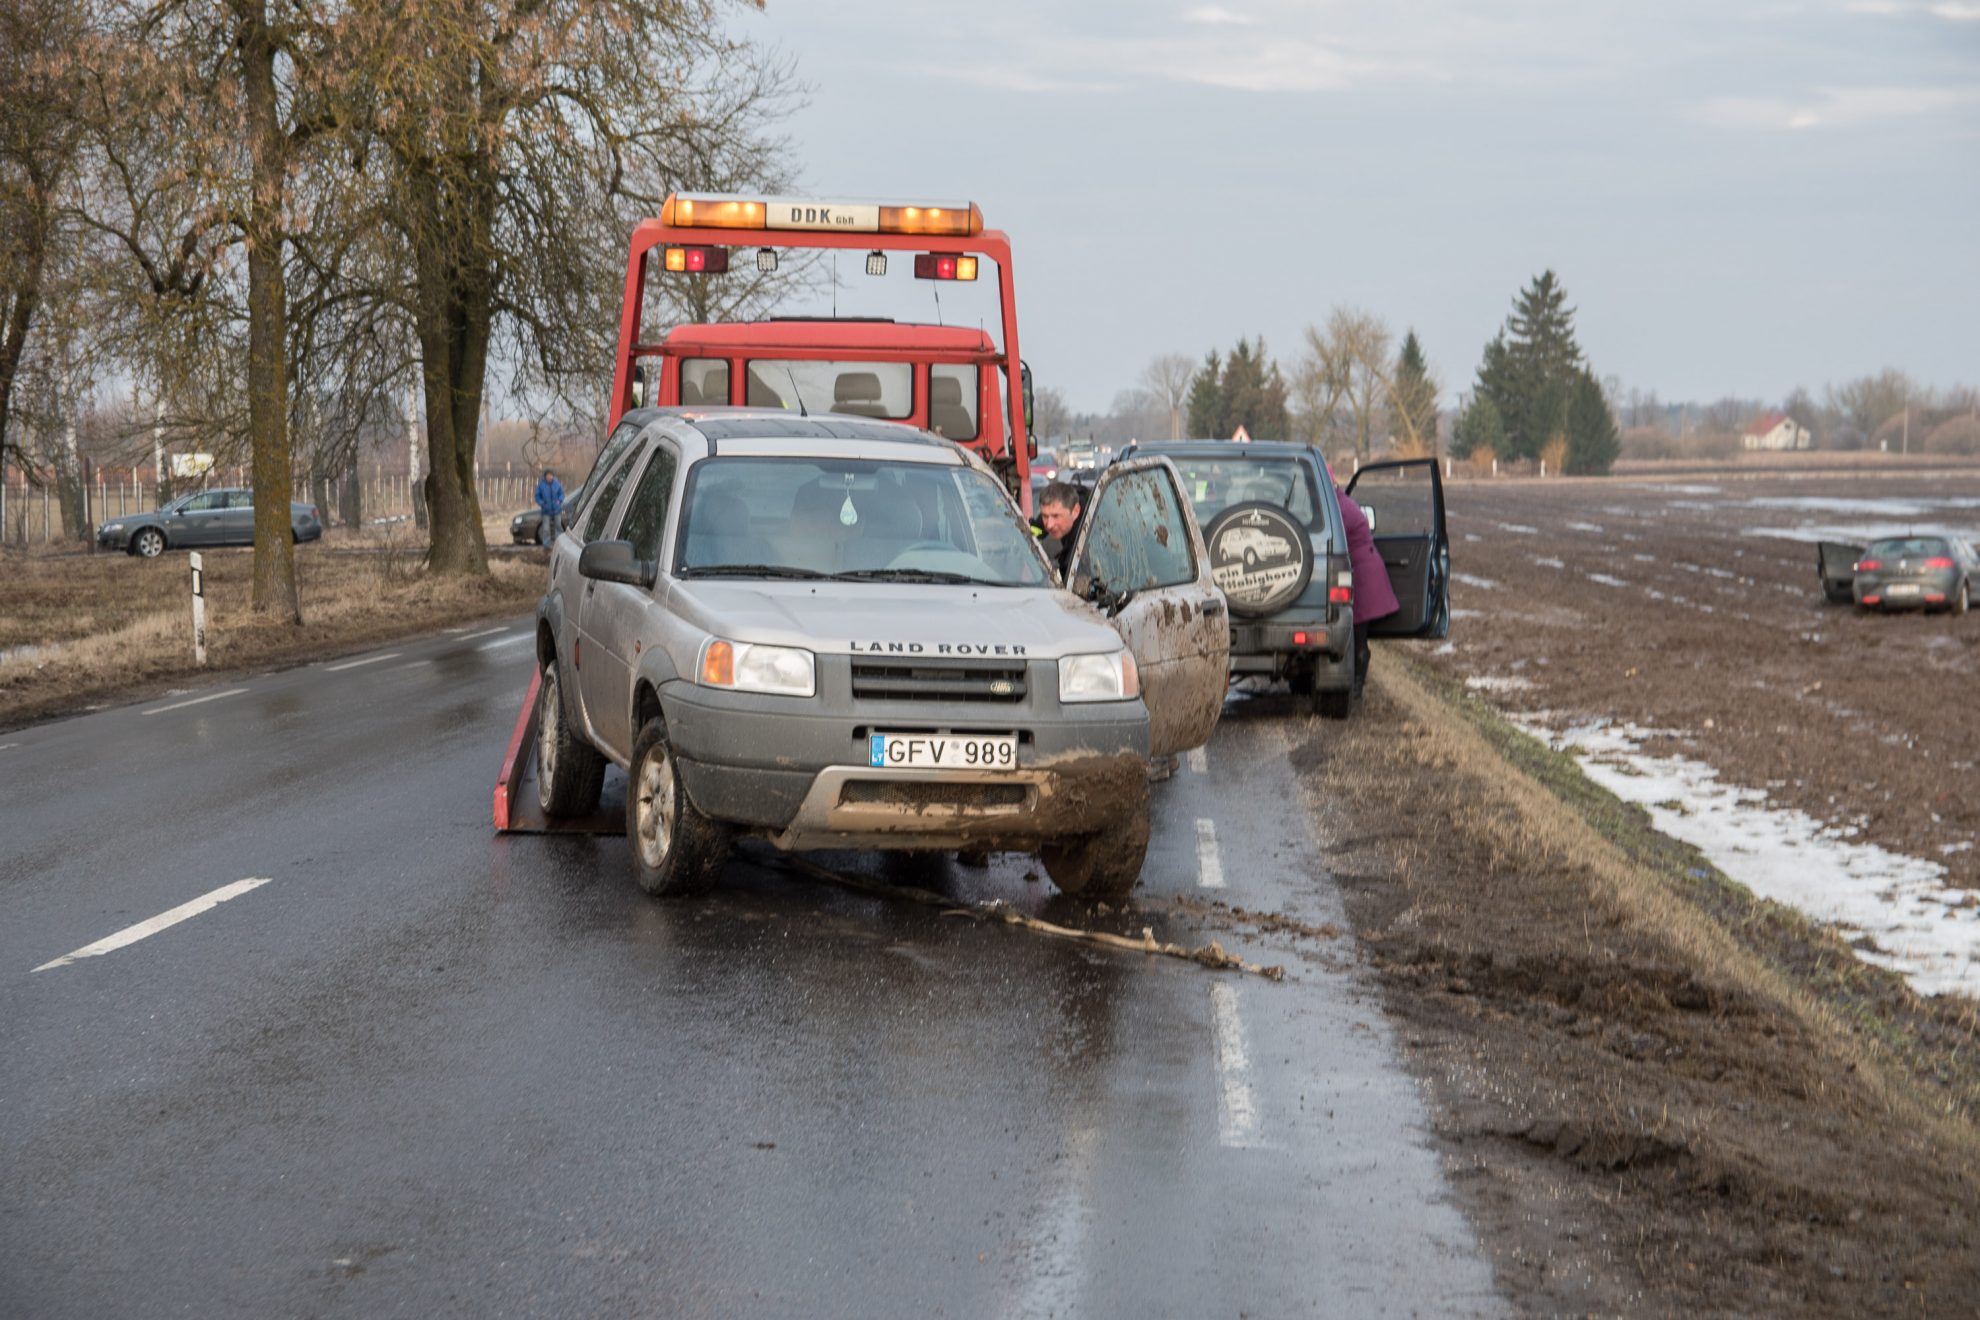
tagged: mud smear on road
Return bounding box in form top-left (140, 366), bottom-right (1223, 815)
top-left (1299, 658), bottom-right (1980, 1317)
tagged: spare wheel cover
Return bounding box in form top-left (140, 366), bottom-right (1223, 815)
top-left (1204, 501), bottom-right (1314, 618)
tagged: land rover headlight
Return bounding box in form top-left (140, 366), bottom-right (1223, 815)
top-left (698, 638), bottom-right (816, 697)
top-left (1058, 650), bottom-right (1140, 703)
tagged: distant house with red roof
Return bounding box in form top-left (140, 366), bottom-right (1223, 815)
top-left (1742, 411), bottom-right (1811, 451)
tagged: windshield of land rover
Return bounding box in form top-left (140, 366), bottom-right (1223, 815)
top-left (676, 457), bottom-right (1053, 586)
top-left (1170, 457), bottom-right (1326, 532)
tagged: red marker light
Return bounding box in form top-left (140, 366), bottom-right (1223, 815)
top-left (1292, 631), bottom-right (1309, 646)
top-left (913, 253), bottom-right (978, 281)
top-left (1862, 595), bottom-right (1881, 605)
top-left (1854, 559), bottom-right (1881, 572)
top-left (662, 245), bottom-right (730, 274)
top-left (1926, 593), bottom-right (1946, 604)
top-left (1922, 557), bottom-right (1955, 569)
top-left (1328, 586), bottom-right (1352, 604)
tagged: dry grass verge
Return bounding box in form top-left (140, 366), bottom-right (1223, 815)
top-left (0, 542), bottom-right (543, 729)
top-left (1296, 656), bottom-right (1980, 1317)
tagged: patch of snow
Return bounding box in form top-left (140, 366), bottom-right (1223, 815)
top-left (1746, 522), bottom-right (1980, 545)
top-left (1566, 521), bottom-right (1605, 532)
top-left (1632, 553), bottom-right (1656, 563)
top-left (1466, 675), bottom-right (1536, 693)
top-left (1535, 557), bottom-right (1565, 569)
top-left (1943, 842), bottom-right (1975, 855)
top-left (1524, 719), bottom-right (1980, 999)
top-left (1453, 573), bottom-right (1499, 590)
top-left (1431, 641), bottom-right (1456, 656)
top-left (1464, 532), bottom-right (1483, 543)
top-left (1586, 573), bottom-right (1629, 587)
top-left (1450, 608), bottom-right (1482, 620)
top-left (1497, 523), bottom-right (1539, 535)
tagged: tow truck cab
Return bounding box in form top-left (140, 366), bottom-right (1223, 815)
top-left (608, 193), bottom-right (1039, 510)
top-left (646, 320), bottom-right (1014, 462)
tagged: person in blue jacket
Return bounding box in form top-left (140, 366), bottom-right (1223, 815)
top-left (533, 468), bottom-right (565, 545)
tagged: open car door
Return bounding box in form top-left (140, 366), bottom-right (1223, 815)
top-left (1345, 458), bottom-right (1450, 639)
top-left (1068, 458), bottom-right (1230, 758)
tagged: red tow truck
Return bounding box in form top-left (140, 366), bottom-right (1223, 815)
top-left (605, 192), bottom-right (1038, 510)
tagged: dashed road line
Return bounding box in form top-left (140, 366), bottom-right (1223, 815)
top-left (325, 652), bottom-right (401, 672)
top-left (1210, 982), bottom-right (1260, 1147)
top-left (395, 659), bottom-right (434, 670)
top-left (477, 633), bottom-right (530, 652)
top-left (1195, 819), bottom-right (1225, 889)
top-left (33, 878), bottom-right (272, 973)
top-left (457, 625), bottom-right (508, 642)
top-left (141, 688), bottom-right (248, 716)
top-left (1186, 747), bottom-right (1208, 774)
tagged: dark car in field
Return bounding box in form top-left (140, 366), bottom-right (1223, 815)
top-left (510, 508), bottom-right (549, 544)
top-left (97, 487), bottom-right (323, 558)
top-left (1850, 536), bottom-right (1976, 614)
top-left (1118, 440), bottom-right (1451, 717)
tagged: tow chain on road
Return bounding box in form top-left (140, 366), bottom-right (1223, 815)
top-left (778, 855), bottom-right (1288, 982)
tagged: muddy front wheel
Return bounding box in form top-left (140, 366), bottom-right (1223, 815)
top-left (1041, 805), bottom-right (1151, 902)
top-left (627, 717), bottom-right (731, 896)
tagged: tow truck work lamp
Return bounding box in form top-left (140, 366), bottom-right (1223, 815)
top-left (662, 245), bottom-right (729, 274)
top-left (756, 248), bottom-right (778, 273)
top-left (913, 254), bottom-right (978, 282)
top-left (865, 251), bottom-right (888, 277)
top-left (659, 193), bottom-right (984, 237)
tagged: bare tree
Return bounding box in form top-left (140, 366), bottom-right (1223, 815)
top-left (1296, 307), bottom-right (1391, 459)
top-left (1139, 352), bottom-right (1193, 441)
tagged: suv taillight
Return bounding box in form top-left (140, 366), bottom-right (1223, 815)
top-left (1854, 559), bottom-right (1881, 572)
top-left (1922, 557), bottom-right (1954, 569)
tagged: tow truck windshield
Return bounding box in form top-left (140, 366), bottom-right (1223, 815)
top-left (676, 457), bottom-right (1052, 586)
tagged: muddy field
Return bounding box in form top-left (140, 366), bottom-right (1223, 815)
top-left (1412, 463), bottom-right (1980, 998)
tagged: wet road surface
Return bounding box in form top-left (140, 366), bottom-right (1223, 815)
top-left (1, 620), bottom-right (1502, 1316)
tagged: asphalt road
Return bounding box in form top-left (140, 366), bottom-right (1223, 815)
top-left (1, 620), bottom-right (1502, 1317)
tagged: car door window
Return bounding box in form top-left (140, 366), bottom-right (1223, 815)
top-left (181, 492), bottom-right (224, 512)
top-left (227, 491), bottom-right (255, 509)
top-left (1080, 466), bottom-right (1195, 592)
top-left (567, 421), bottom-right (643, 526)
top-left (583, 447), bottom-right (642, 544)
top-left (615, 446), bottom-right (679, 562)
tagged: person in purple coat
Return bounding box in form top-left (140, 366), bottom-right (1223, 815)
top-left (1334, 476), bottom-right (1399, 700)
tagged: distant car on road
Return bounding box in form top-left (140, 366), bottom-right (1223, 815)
top-left (98, 488), bottom-right (323, 558)
top-left (1851, 536), bottom-right (1975, 614)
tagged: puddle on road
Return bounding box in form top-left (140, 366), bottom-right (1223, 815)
top-left (1523, 717), bottom-right (1980, 1000)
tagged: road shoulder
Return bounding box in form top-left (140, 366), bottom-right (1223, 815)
top-left (1294, 656), bottom-right (1980, 1317)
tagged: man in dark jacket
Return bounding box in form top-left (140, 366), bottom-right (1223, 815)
top-left (1034, 480), bottom-right (1087, 581)
top-left (533, 468), bottom-right (565, 545)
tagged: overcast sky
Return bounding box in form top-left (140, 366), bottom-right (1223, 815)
top-left (729, 1), bottom-right (1977, 415)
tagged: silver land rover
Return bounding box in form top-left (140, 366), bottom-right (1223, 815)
top-left (534, 408), bottom-right (1229, 900)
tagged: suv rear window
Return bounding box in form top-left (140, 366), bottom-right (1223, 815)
top-left (1169, 458), bottom-right (1324, 532)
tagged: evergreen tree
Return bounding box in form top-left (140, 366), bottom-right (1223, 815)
top-left (1451, 395), bottom-right (1504, 460)
top-left (1565, 368), bottom-right (1620, 474)
top-left (1186, 349), bottom-right (1223, 437)
top-left (1221, 339), bottom-right (1265, 437)
top-left (1391, 330), bottom-right (1437, 453)
top-left (1471, 270), bottom-right (1588, 462)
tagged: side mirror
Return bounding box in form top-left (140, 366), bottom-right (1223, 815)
top-left (1020, 360), bottom-right (1035, 436)
top-left (578, 539), bottom-right (655, 589)
top-left (631, 364), bottom-right (650, 409)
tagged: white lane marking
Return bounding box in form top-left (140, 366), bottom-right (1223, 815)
top-left (458, 625), bottom-right (508, 642)
top-left (1195, 819), bottom-right (1225, 889)
top-left (325, 652), bottom-right (401, 672)
top-left (395, 659), bottom-right (434, 670)
top-left (0, 743), bottom-right (18, 752)
top-left (1210, 982), bottom-right (1261, 1147)
top-left (141, 688), bottom-right (247, 716)
top-left (33, 878), bottom-right (272, 972)
top-left (1186, 747), bottom-right (1208, 774)
top-left (477, 634), bottom-right (530, 652)
top-left (443, 626), bottom-right (470, 634)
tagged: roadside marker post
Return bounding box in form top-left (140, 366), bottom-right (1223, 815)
top-left (189, 551), bottom-right (207, 665)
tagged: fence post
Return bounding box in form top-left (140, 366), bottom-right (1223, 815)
top-left (1491, 458), bottom-right (1498, 477)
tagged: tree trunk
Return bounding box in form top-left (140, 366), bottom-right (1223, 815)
top-left (240, 0), bottom-right (300, 622)
top-left (340, 447), bottom-right (363, 529)
top-left (409, 171), bottom-right (490, 578)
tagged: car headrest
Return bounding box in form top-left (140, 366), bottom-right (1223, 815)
top-left (930, 376), bottom-right (963, 405)
top-left (834, 372), bottom-right (883, 404)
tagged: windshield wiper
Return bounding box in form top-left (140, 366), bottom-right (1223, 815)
top-left (680, 564), bottom-right (827, 580)
top-left (831, 568), bottom-right (1012, 587)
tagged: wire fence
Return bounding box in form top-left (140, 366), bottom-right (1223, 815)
top-left (1, 469), bottom-right (539, 546)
